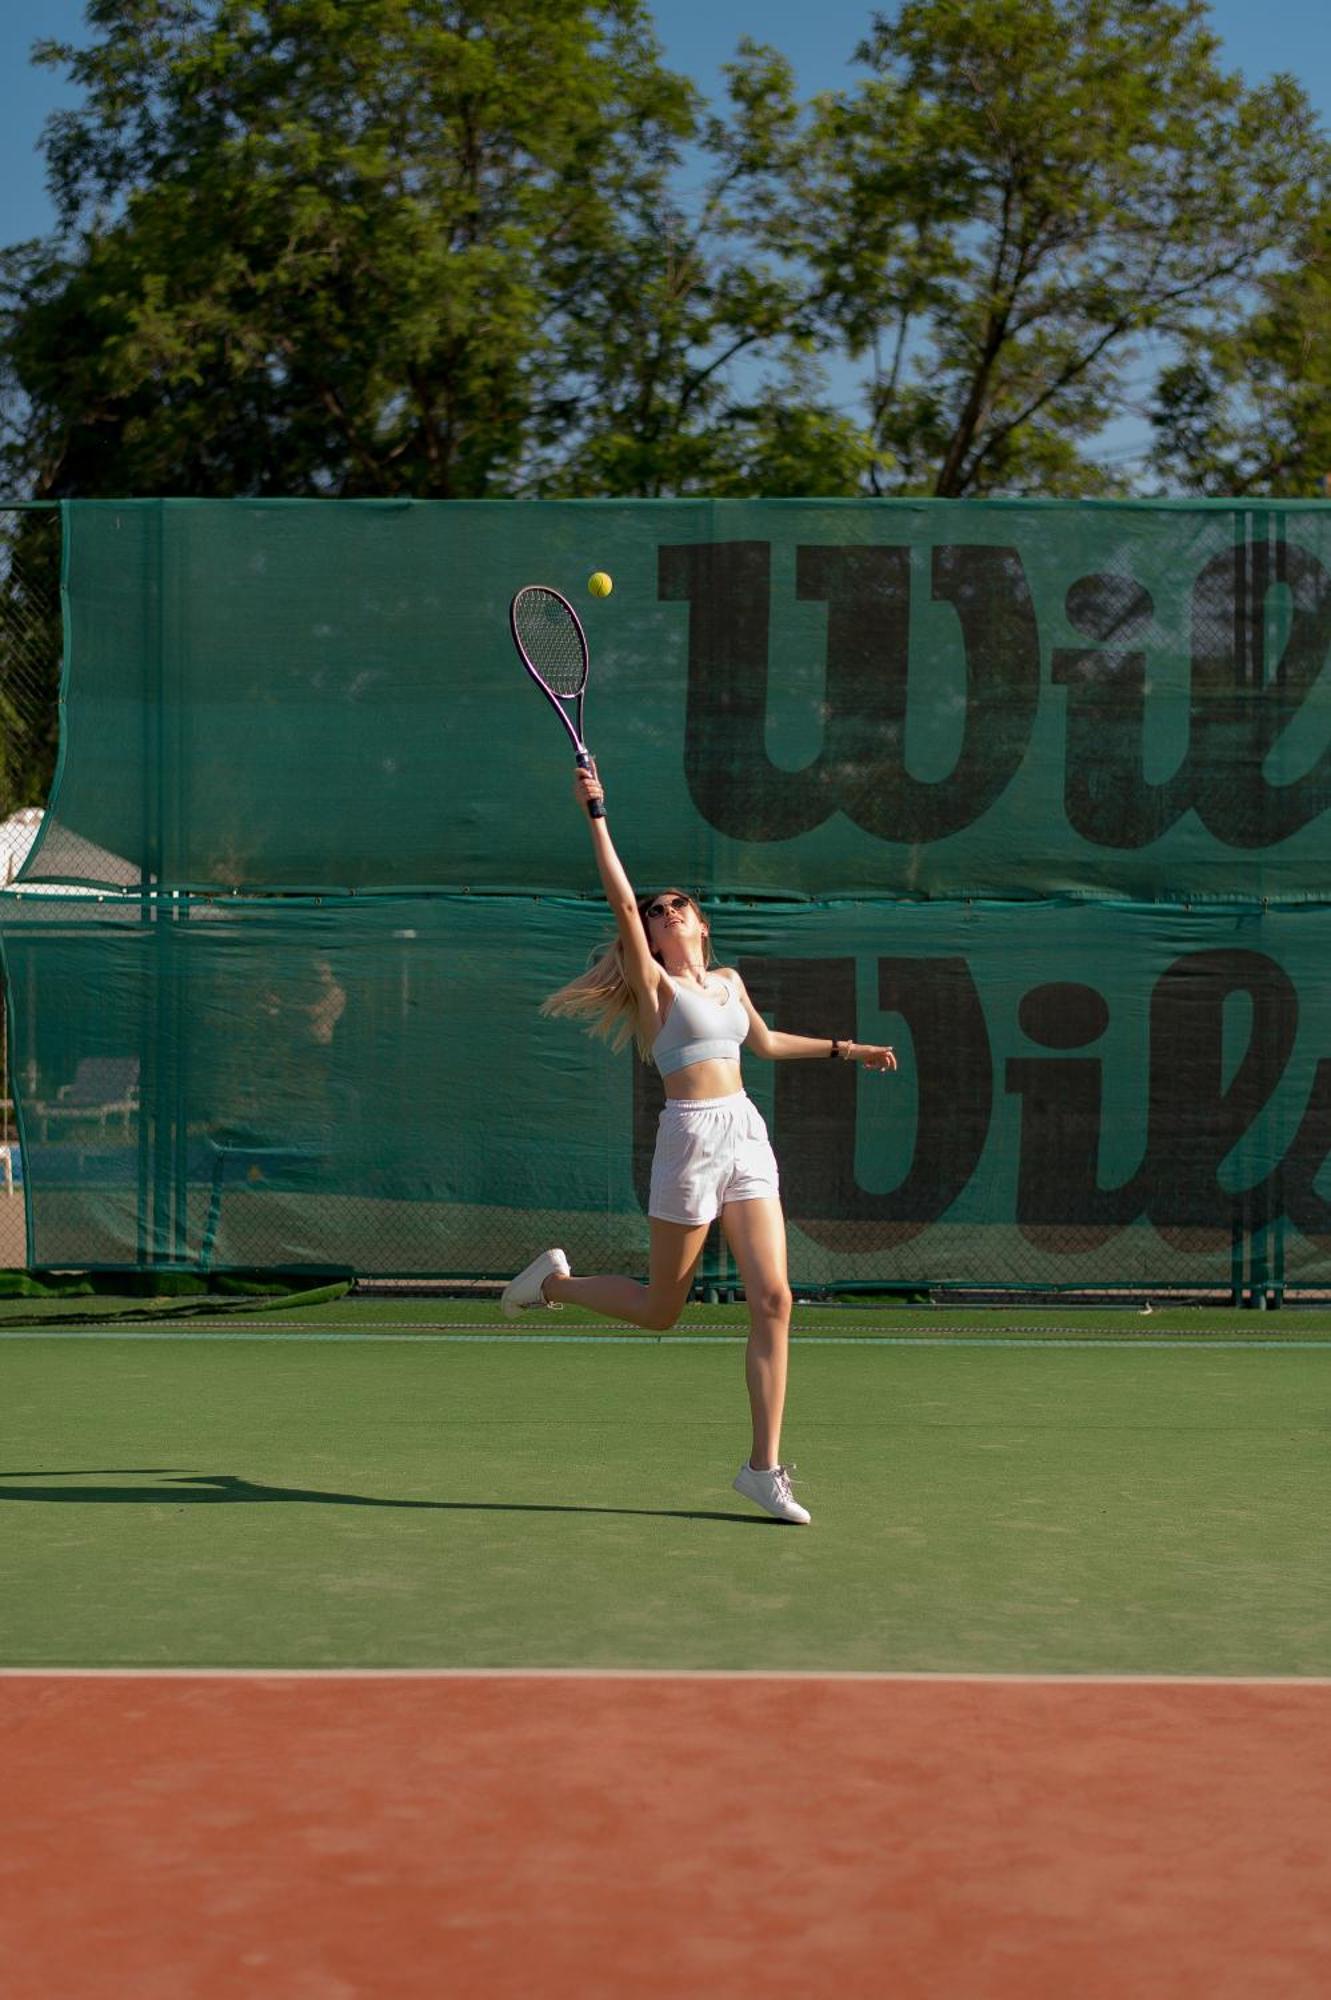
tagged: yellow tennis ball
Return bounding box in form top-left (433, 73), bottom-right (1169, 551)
top-left (587, 571), bottom-right (613, 598)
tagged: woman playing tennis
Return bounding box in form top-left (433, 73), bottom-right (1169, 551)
top-left (503, 760), bottom-right (898, 1524)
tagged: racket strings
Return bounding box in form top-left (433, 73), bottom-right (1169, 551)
top-left (514, 590), bottom-right (586, 696)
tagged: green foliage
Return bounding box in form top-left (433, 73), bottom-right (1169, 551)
top-left (1149, 207), bottom-right (1331, 496)
top-left (0, 510), bottom-right (61, 813)
top-left (0, 0), bottom-right (1328, 513)
top-left (3, 0), bottom-right (703, 497)
top-left (718, 0), bottom-right (1329, 494)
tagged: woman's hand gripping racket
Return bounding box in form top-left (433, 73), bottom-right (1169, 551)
top-left (509, 585), bottom-right (605, 819)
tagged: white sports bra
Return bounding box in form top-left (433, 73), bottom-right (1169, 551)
top-left (652, 970), bottom-right (750, 1078)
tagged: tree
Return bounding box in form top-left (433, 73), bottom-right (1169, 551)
top-left (0, 0), bottom-right (702, 499)
top-left (1149, 207), bottom-right (1331, 497)
top-left (718, 0), bottom-right (1330, 495)
top-left (539, 40), bottom-right (885, 496)
top-left (5, 0), bottom-right (1328, 513)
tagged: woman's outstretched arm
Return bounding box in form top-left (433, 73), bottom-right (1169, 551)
top-left (730, 973), bottom-right (898, 1070)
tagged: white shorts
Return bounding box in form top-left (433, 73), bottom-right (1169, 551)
top-left (648, 1091), bottom-right (780, 1227)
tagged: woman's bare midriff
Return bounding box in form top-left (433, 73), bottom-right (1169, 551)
top-left (661, 1058), bottom-right (744, 1102)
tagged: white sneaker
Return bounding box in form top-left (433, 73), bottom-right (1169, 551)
top-left (733, 1461), bottom-right (811, 1525)
top-left (501, 1247), bottom-right (570, 1320)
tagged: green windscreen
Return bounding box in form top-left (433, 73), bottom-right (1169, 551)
top-left (4, 497), bottom-right (1330, 1285)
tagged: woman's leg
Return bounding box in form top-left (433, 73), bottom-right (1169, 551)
top-left (542, 1217), bottom-right (709, 1331)
top-left (720, 1196), bottom-right (793, 1470)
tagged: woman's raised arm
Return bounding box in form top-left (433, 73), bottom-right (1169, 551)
top-left (574, 762), bottom-right (659, 1001)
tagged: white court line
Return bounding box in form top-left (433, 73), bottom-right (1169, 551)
top-left (0, 1666), bottom-right (1327, 1687)
top-left (0, 1320), bottom-right (1319, 1352)
top-left (0, 1325), bottom-right (1329, 1349)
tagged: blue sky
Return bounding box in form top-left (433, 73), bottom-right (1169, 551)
top-left (1, 1), bottom-right (1328, 470)
top-left (3, 0), bottom-right (1327, 248)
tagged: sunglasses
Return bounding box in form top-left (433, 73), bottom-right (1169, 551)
top-left (644, 894), bottom-right (692, 921)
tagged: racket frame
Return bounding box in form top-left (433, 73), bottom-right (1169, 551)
top-left (509, 585), bottom-right (605, 819)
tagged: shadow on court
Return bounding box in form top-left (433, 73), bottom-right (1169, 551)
top-left (0, 1470), bottom-right (768, 1525)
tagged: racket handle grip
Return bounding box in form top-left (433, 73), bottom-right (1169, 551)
top-left (576, 752), bottom-right (606, 820)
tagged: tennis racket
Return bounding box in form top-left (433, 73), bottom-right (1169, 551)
top-left (509, 585), bottom-right (605, 818)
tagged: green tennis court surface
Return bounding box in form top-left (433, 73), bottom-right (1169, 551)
top-left (1, 1300), bottom-right (1325, 1676)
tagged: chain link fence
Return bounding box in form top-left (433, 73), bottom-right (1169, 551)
top-left (0, 506), bottom-right (62, 1268)
top-left (0, 507), bottom-right (60, 822)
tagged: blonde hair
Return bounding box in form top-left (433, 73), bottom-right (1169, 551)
top-left (540, 890), bottom-right (712, 1062)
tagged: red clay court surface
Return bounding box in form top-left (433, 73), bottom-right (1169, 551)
top-left (2, 1671), bottom-right (1329, 1999)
